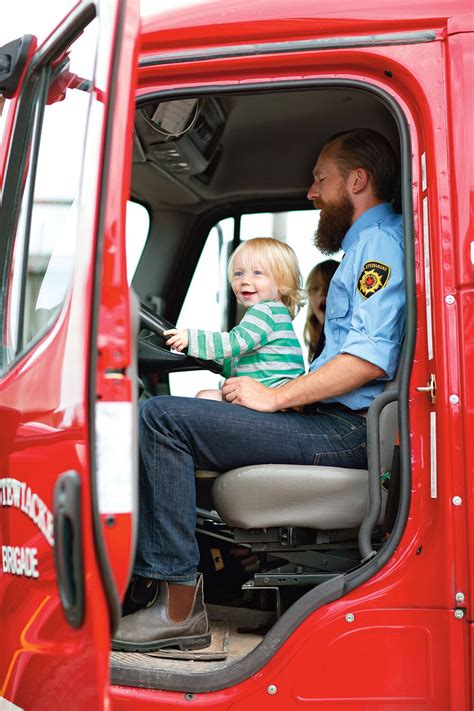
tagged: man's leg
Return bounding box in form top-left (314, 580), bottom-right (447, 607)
top-left (113, 396), bottom-right (367, 651)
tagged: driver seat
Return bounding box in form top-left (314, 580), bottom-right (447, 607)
top-left (197, 378), bottom-right (398, 589)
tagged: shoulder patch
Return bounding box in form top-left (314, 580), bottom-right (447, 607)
top-left (357, 261), bottom-right (390, 299)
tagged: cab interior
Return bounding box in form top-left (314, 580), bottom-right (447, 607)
top-left (111, 84), bottom-right (407, 690)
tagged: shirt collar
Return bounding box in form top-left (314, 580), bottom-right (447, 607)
top-left (342, 203), bottom-right (395, 253)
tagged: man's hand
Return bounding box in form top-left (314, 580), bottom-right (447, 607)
top-left (221, 376), bottom-right (278, 412)
top-left (221, 355), bottom-right (385, 413)
top-left (163, 328), bottom-right (189, 352)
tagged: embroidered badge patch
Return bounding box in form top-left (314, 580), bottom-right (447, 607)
top-left (357, 261), bottom-right (390, 298)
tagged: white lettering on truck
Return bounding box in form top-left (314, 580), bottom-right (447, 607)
top-left (2, 545), bottom-right (39, 578)
top-left (0, 478), bottom-right (54, 545)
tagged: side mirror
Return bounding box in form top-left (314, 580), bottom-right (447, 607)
top-left (0, 35), bottom-right (35, 98)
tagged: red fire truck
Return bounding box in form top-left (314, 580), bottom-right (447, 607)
top-left (0, 0), bottom-right (473, 708)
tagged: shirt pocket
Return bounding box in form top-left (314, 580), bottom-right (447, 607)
top-left (326, 293), bottom-right (350, 343)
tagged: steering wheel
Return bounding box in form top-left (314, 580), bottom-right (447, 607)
top-left (139, 302), bottom-right (223, 375)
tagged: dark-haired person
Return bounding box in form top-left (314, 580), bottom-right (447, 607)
top-left (304, 259), bottom-right (339, 361)
top-left (112, 128), bottom-right (406, 652)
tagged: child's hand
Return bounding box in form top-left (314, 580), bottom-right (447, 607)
top-left (163, 328), bottom-right (189, 352)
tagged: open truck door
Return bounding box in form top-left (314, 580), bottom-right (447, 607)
top-left (0, 1), bottom-right (139, 708)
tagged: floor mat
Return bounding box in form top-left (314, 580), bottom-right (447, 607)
top-left (110, 604), bottom-right (275, 684)
top-left (145, 619), bottom-right (229, 661)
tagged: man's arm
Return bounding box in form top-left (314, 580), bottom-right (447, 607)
top-left (221, 353), bottom-right (385, 412)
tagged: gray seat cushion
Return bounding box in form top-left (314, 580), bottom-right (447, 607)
top-left (204, 383), bottom-right (397, 532)
top-left (212, 464), bottom-right (386, 530)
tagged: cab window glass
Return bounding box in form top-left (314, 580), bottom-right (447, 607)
top-left (1, 20), bottom-right (98, 373)
top-left (126, 200), bottom-right (150, 285)
top-left (240, 210), bottom-right (342, 366)
top-left (169, 217), bottom-right (234, 396)
top-left (0, 97), bottom-right (11, 145)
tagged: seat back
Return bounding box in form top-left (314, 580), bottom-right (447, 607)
top-left (378, 377), bottom-right (398, 475)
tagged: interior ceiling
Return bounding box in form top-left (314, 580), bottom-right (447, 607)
top-left (131, 87), bottom-right (399, 213)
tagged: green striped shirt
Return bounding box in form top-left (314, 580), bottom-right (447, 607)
top-left (187, 301), bottom-right (305, 387)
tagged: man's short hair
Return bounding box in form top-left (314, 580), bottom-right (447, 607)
top-left (328, 128), bottom-right (400, 204)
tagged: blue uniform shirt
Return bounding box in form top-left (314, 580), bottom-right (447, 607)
top-left (309, 203), bottom-right (405, 410)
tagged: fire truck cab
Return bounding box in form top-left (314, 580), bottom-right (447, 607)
top-left (0, 1), bottom-right (473, 709)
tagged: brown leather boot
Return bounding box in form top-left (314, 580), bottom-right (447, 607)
top-left (111, 574), bottom-right (210, 652)
top-left (121, 575), bottom-right (159, 616)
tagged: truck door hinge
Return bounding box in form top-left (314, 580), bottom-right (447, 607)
top-left (416, 372), bottom-right (436, 404)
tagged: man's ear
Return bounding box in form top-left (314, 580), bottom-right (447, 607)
top-left (350, 167), bottom-right (369, 194)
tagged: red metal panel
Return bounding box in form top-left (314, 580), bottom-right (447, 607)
top-left (139, 0), bottom-right (472, 55)
top-left (93, 0), bottom-right (141, 602)
top-left (0, 1), bottom-right (140, 708)
top-left (447, 33), bottom-right (474, 290)
top-left (110, 609), bottom-right (469, 709)
top-left (445, 36), bottom-right (474, 635)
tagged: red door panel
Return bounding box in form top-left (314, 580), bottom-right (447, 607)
top-left (0, 1), bottom-right (139, 708)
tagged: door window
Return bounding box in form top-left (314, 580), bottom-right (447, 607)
top-left (169, 217), bottom-right (234, 396)
top-left (0, 20), bottom-right (98, 374)
top-left (0, 97), bottom-right (11, 143)
top-left (126, 200), bottom-right (150, 284)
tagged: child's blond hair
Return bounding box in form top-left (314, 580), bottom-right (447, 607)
top-left (228, 237), bottom-right (305, 319)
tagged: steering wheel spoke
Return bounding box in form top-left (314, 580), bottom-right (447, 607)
top-left (139, 302), bottom-right (222, 374)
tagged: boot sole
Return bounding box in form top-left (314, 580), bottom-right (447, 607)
top-left (111, 632), bottom-right (211, 653)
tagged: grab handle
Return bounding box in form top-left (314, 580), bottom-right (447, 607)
top-left (53, 470), bottom-right (84, 628)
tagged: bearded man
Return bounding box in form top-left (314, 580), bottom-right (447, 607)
top-left (112, 128), bottom-right (405, 652)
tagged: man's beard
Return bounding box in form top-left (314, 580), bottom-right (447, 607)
top-left (314, 194), bottom-right (355, 255)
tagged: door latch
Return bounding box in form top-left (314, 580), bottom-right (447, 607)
top-left (416, 372), bottom-right (436, 404)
